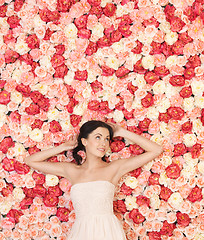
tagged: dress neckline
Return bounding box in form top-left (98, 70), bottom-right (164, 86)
top-left (71, 180), bottom-right (116, 189)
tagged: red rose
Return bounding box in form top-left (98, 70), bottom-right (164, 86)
top-left (178, 31), bottom-right (193, 44)
top-left (131, 40), bottom-right (143, 54)
top-left (113, 200), bottom-right (127, 214)
top-left (57, 0), bottom-right (75, 12)
top-left (166, 163), bottom-right (181, 179)
top-left (110, 140), bottom-right (125, 152)
top-left (190, 143), bottom-right (201, 159)
top-left (186, 55), bottom-right (201, 68)
top-left (65, 84), bottom-right (76, 98)
top-left (16, 83), bottom-right (31, 97)
top-left (133, 59), bottom-right (147, 74)
top-left (1, 183), bottom-right (14, 197)
top-left (164, 5), bottom-right (176, 20)
top-left (148, 173), bottom-right (160, 185)
top-left (0, 90), bottom-right (11, 104)
top-left (120, 182), bottom-right (132, 195)
top-left (184, 6), bottom-right (197, 22)
top-left (87, 100), bottom-right (100, 111)
top-left (48, 156), bottom-right (59, 162)
top-left (47, 10), bottom-right (60, 23)
top-left (51, 54), bottom-right (65, 68)
top-left (181, 121), bottom-right (193, 133)
top-left (7, 15), bottom-right (21, 28)
top-left (14, 0), bottom-right (25, 12)
top-left (167, 107), bottom-right (185, 120)
top-left (150, 41), bottom-right (163, 55)
top-left (184, 67), bottom-right (195, 79)
top-left (179, 86), bottom-right (192, 98)
top-left (31, 119), bottom-right (44, 130)
top-left (70, 114), bottom-right (82, 127)
top-left (129, 209), bottom-right (145, 224)
top-left (43, 194), bottom-right (59, 207)
top-left (160, 220), bottom-right (176, 236)
top-left (159, 185), bottom-right (172, 201)
top-left (187, 186), bottom-right (203, 203)
top-left (0, 4), bottom-right (7, 17)
top-left (7, 209), bottom-right (24, 223)
top-left (138, 118), bottom-right (151, 131)
top-left (129, 144), bottom-right (144, 155)
top-left (20, 197), bottom-right (33, 209)
top-left (148, 231), bottom-right (161, 240)
top-left (115, 66), bottom-right (130, 78)
top-left (77, 29), bottom-right (91, 39)
top-left (144, 71), bottom-right (160, 85)
top-left (118, 14), bottom-right (133, 26)
top-left (55, 44), bottom-right (65, 55)
top-left (127, 82), bottom-right (138, 95)
top-left (56, 207), bottom-right (70, 222)
top-left (74, 15), bottom-right (88, 29)
top-left (127, 126), bottom-right (142, 135)
top-left (30, 91), bottom-right (43, 103)
top-left (26, 34), bottom-right (40, 49)
top-left (19, 53), bottom-right (33, 65)
top-left (136, 195), bottom-right (150, 207)
top-left (141, 92), bottom-right (154, 108)
top-left (99, 101), bottom-right (112, 114)
top-left (90, 80), bottom-right (103, 93)
top-left (176, 212), bottom-right (190, 227)
top-left (173, 143), bottom-right (187, 156)
top-left (170, 16), bottom-right (185, 32)
top-left (172, 40), bottom-right (184, 55)
top-left (54, 64), bottom-right (68, 78)
top-left (97, 35), bottom-right (111, 48)
top-left (161, 42), bottom-right (172, 57)
top-left (103, 3), bottom-right (116, 17)
top-left (87, 0), bottom-right (101, 6)
top-left (0, 137), bottom-right (15, 154)
top-left (90, 6), bottom-right (103, 18)
top-left (154, 66), bottom-right (170, 77)
top-left (3, 29), bottom-right (16, 44)
top-left (85, 41), bottom-right (98, 56)
top-left (50, 120), bottom-right (62, 133)
top-left (28, 146), bottom-right (40, 155)
top-left (101, 65), bottom-right (115, 76)
top-left (33, 184), bottom-right (47, 197)
top-left (66, 98), bottom-right (79, 113)
top-left (169, 75), bottom-right (185, 87)
top-left (115, 96), bottom-right (124, 110)
top-left (10, 110), bottom-right (21, 123)
top-left (44, 28), bottom-right (55, 40)
top-left (23, 187), bottom-right (34, 198)
top-left (130, 168), bottom-right (142, 178)
top-left (48, 185), bottom-right (62, 196)
top-left (74, 70), bottom-right (88, 81)
top-left (0, 80), bottom-right (6, 89)
top-left (32, 171), bottom-right (45, 185)
top-left (25, 103), bottom-right (40, 115)
top-left (118, 24), bottom-right (132, 37)
top-left (14, 161), bottom-right (30, 175)
top-left (123, 109), bottom-right (134, 120)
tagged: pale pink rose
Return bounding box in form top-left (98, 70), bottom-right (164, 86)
top-left (195, 66), bottom-right (204, 76)
top-left (170, 131), bottom-right (184, 144)
top-left (132, 186), bottom-right (144, 196)
top-left (154, 54), bottom-right (166, 66)
top-left (180, 200), bottom-right (191, 214)
top-left (87, 14), bottom-right (98, 30)
top-left (153, 30), bottom-right (165, 43)
top-left (188, 20), bottom-right (203, 39)
top-left (146, 209), bottom-right (156, 221)
top-left (136, 226), bottom-right (146, 236)
top-left (50, 225), bottom-right (62, 238)
top-left (30, 204), bottom-right (42, 215)
top-left (35, 66), bottom-right (47, 78)
top-left (197, 176), bottom-right (204, 188)
top-left (30, 49), bottom-right (42, 61)
top-left (185, 226), bottom-right (196, 239)
top-left (0, 53), bottom-right (5, 68)
top-left (4, 79), bottom-right (17, 92)
top-left (59, 13), bottom-right (73, 25)
top-left (69, 2), bottom-right (85, 18)
top-left (50, 31), bottom-right (65, 44)
top-left (28, 225), bottom-right (38, 238)
top-left (152, 221), bottom-right (162, 232)
top-left (19, 215), bottom-right (29, 229)
top-left (148, 119), bottom-right (160, 134)
top-left (1, 218), bottom-right (15, 230)
top-left (156, 210), bottom-right (167, 221)
top-left (151, 161), bottom-right (165, 173)
top-left (37, 211), bottom-right (48, 223)
top-left (69, 50), bottom-right (84, 61)
top-left (186, 107), bottom-right (201, 119)
top-left (20, 71), bottom-right (34, 85)
top-left (183, 43), bottom-right (197, 57)
top-left (0, 123), bottom-right (11, 137)
top-left (78, 57), bottom-right (89, 71)
top-left (169, 65), bottom-right (185, 75)
top-left (142, 44), bottom-right (151, 55)
top-left (119, 147), bottom-right (131, 159)
top-left (167, 212), bottom-right (177, 223)
top-left (169, 119), bottom-right (182, 131)
top-left (75, 38), bottom-right (89, 53)
top-left (172, 156), bottom-right (185, 169)
top-left (188, 178), bottom-right (197, 188)
top-left (24, 138), bottom-right (36, 148)
top-left (7, 173), bottom-right (25, 187)
top-left (43, 222), bottom-right (52, 232)
top-left (99, 14), bottom-right (112, 28)
top-left (169, 180), bottom-right (179, 192)
top-left (59, 178), bottom-right (71, 192)
top-left (173, 229), bottom-right (184, 239)
top-left (143, 221), bottom-right (153, 231)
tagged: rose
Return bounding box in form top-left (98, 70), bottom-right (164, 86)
top-left (91, 80), bottom-right (103, 93)
top-left (133, 59), bottom-right (147, 74)
top-left (85, 41), bottom-right (98, 56)
top-left (2, 157), bottom-right (16, 171)
top-left (181, 121), bottom-right (193, 133)
top-left (120, 183), bottom-right (132, 195)
top-left (23, 187), bottom-right (34, 198)
top-left (66, 98), bottom-right (79, 113)
top-left (165, 163), bottom-right (181, 179)
top-left (54, 65), bottom-right (68, 78)
top-left (90, 6), bottom-right (103, 18)
top-left (129, 144), bottom-right (144, 155)
top-left (16, 83), bottom-right (31, 97)
top-left (150, 41), bottom-right (163, 55)
top-left (70, 114), bottom-right (82, 127)
top-left (103, 3), bottom-right (116, 17)
top-left (0, 90), bottom-right (11, 105)
top-left (10, 111), bottom-right (21, 123)
top-left (0, 137), bottom-right (15, 154)
top-left (55, 44), bottom-right (65, 55)
top-left (65, 84), bottom-right (76, 98)
top-left (184, 6), bottom-right (197, 22)
top-left (161, 42), bottom-right (172, 57)
top-left (187, 186), bottom-right (203, 203)
top-left (77, 29), bottom-right (91, 39)
top-left (164, 4), bottom-right (176, 20)
top-left (172, 40), bottom-right (185, 55)
top-left (110, 140), bottom-right (125, 152)
top-left (144, 71), bottom-right (160, 85)
top-left (97, 35), bottom-right (111, 48)
top-left (190, 143), bottom-right (201, 159)
top-left (132, 40), bottom-right (143, 54)
top-left (43, 194), bottom-right (59, 207)
top-left (46, 174), bottom-right (59, 186)
top-left (0, 4), bottom-right (7, 17)
top-left (28, 146), bottom-right (40, 155)
top-left (160, 220), bottom-right (176, 236)
top-left (51, 54), bottom-right (65, 68)
top-left (185, 55), bottom-right (201, 68)
top-left (33, 184), bottom-right (47, 197)
top-left (101, 65), bottom-right (115, 76)
top-left (56, 207), bottom-right (70, 222)
top-left (1, 183), bottom-right (14, 197)
top-left (123, 109), bottom-right (134, 120)
top-left (14, 0), bottom-right (25, 12)
top-left (4, 30), bottom-right (16, 44)
top-left (44, 28), bottom-right (55, 40)
top-left (26, 34), bottom-right (40, 49)
top-left (169, 75), bottom-right (185, 87)
top-left (7, 15), bottom-right (21, 28)
top-left (110, 29), bottom-right (123, 43)
top-left (136, 195), bottom-right (150, 207)
top-left (179, 86), bottom-right (193, 98)
top-left (118, 24), bottom-right (132, 37)
top-left (127, 82), bottom-right (138, 95)
top-left (74, 15), bottom-right (88, 29)
top-left (129, 209), bottom-right (145, 224)
top-left (159, 185), bottom-right (172, 201)
top-left (141, 92), bottom-right (154, 108)
top-left (158, 112), bottom-right (171, 123)
top-left (5, 49), bottom-right (19, 63)
top-left (115, 66), bottom-right (130, 78)
top-left (39, 8), bottom-right (60, 22)
top-left (7, 209), bottom-right (24, 224)
top-left (115, 96), bottom-right (124, 110)
top-left (25, 103), bottom-right (40, 115)
top-left (184, 67), bottom-right (195, 80)
top-left (32, 171), bottom-right (45, 185)
top-left (49, 120), bottom-right (62, 133)
top-left (20, 197), bottom-right (33, 210)
top-left (167, 107), bottom-right (185, 120)
top-left (169, 16), bottom-right (185, 32)
top-left (130, 168), bottom-right (142, 178)
top-left (87, 100), bottom-right (100, 111)
top-left (148, 231), bottom-right (161, 240)
top-left (31, 119), bottom-right (44, 130)
top-left (173, 143), bottom-right (187, 156)
top-left (138, 118), bottom-right (151, 132)
top-left (0, 80), bottom-right (6, 89)
top-left (176, 212), bottom-right (190, 227)
top-left (74, 70), bottom-right (88, 81)
top-left (14, 161), bottom-right (30, 175)
top-left (148, 173), bottom-right (160, 185)
top-left (113, 200), bottom-right (127, 214)
top-left (48, 185), bottom-right (62, 197)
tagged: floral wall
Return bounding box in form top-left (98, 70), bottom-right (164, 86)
top-left (0, 0), bottom-right (204, 239)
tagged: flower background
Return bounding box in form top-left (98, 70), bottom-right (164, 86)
top-left (0, 0), bottom-right (204, 239)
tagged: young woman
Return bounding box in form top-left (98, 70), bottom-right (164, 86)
top-left (25, 120), bottom-right (163, 240)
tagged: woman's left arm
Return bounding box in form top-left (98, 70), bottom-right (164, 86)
top-left (109, 124), bottom-right (163, 178)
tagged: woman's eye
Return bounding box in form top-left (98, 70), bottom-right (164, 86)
top-left (96, 136), bottom-right (100, 139)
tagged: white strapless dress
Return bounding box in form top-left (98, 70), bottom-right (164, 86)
top-left (68, 180), bottom-right (127, 240)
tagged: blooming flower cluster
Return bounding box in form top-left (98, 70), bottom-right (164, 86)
top-left (0, 0), bottom-right (204, 239)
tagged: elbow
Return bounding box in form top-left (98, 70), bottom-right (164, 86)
top-left (156, 145), bottom-right (163, 156)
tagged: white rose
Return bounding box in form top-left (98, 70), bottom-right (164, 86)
top-left (165, 55), bottom-right (178, 68)
top-left (64, 23), bottom-right (78, 38)
top-left (125, 176), bottom-right (138, 189)
top-left (194, 96), bottom-right (204, 108)
top-left (13, 187), bottom-right (25, 201)
top-left (112, 41), bottom-right (125, 54)
top-left (168, 192), bottom-right (183, 209)
top-left (113, 110), bottom-right (124, 122)
top-left (87, 70), bottom-right (98, 83)
top-left (33, 15), bottom-right (46, 27)
top-left (183, 97), bottom-right (194, 112)
top-left (15, 40), bottom-right (30, 55)
top-left (165, 83), bottom-right (178, 98)
top-left (183, 133), bottom-right (197, 147)
top-left (141, 55), bottom-right (155, 70)
top-left (152, 80), bottom-right (166, 94)
top-left (181, 165), bottom-right (196, 178)
top-left (0, 104), bottom-right (7, 113)
top-left (73, 102), bottom-right (87, 115)
top-left (20, 124), bottom-right (32, 136)
top-left (46, 174), bottom-right (59, 186)
top-left (150, 194), bottom-right (160, 209)
top-left (193, 119), bottom-right (204, 134)
top-left (132, 73), bottom-right (145, 89)
top-left (159, 21), bottom-right (171, 33)
top-left (132, 98), bottom-right (142, 109)
top-left (10, 91), bottom-right (23, 104)
top-left (39, 56), bottom-right (52, 69)
top-left (13, 142), bottom-right (26, 156)
top-left (106, 56), bottom-right (121, 70)
top-left (64, 71), bottom-right (74, 85)
top-left (150, 133), bottom-right (163, 145)
top-left (0, 200), bottom-right (13, 214)
top-left (31, 83), bottom-right (48, 95)
top-left (29, 128), bottom-right (44, 142)
top-left (91, 23), bottom-right (104, 38)
top-left (60, 119), bottom-right (72, 131)
top-left (82, 86), bottom-right (92, 99)
top-left (12, 69), bottom-right (22, 83)
top-left (125, 195), bottom-right (137, 211)
top-left (191, 80), bottom-right (204, 96)
top-left (47, 108), bottom-right (60, 121)
top-left (116, 4), bottom-right (129, 17)
top-left (159, 171), bottom-right (171, 186)
top-left (146, 107), bottom-right (159, 119)
top-left (164, 31), bottom-right (178, 45)
top-left (160, 122), bottom-right (171, 136)
top-left (156, 98), bottom-right (171, 113)
top-left (0, 112), bottom-right (7, 127)
top-left (183, 153), bottom-right (198, 166)
top-left (198, 161), bottom-right (204, 174)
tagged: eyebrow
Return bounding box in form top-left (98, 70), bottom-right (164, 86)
top-left (94, 133), bottom-right (110, 137)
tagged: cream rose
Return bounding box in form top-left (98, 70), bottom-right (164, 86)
top-left (160, 122), bottom-right (171, 137)
top-left (29, 128), bottom-right (44, 142)
top-left (191, 80), bottom-right (204, 96)
top-left (112, 41), bottom-right (124, 54)
top-left (125, 176), bottom-right (138, 189)
top-left (106, 56), bottom-right (121, 70)
top-left (15, 40), bottom-right (30, 55)
top-left (113, 109), bottom-right (124, 123)
top-left (64, 23), bottom-right (78, 38)
top-left (159, 171), bottom-right (171, 186)
top-left (13, 187), bottom-right (25, 201)
top-left (194, 96), bottom-right (204, 108)
top-left (198, 161), bottom-right (204, 174)
top-left (165, 55), bottom-right (178, 68)
top-left (91, 23), bottom-right (104, 38)
top-left (125, 195), bottom-right (137, 211)
top-left (10, 91), bottom-right (23, 104)
top-left (168, 192), bottom-right (183, 209)
top-left (31, 83), bottom-right (48, 95)
top-left (165, 31), bottom-right (178, 45)
top-left (141, 55), bottom-right (155, 70)
top-left (13, 142), bottom-right (26, 156)
top-left (46, 174), bottom-right (59, 186)
top-left (64, 71), bottom-right (74, 85)
top-left (183, 133), bottom-right (197, 147)
top-left (150, 194), bottom-right (160, 209)
top-left (47, 108), bottom-right (60, 121)
top-left (156, 98), bottom-right (171, 113)
top-left (152, 80), bottom-right (166, 94)
top-left (0, 200), bottom-right (13, 214)
top-left (183, 97), bottom-right (194, 112)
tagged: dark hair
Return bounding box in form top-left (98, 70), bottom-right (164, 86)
top-left (72, 120), bottom-right (113, 165)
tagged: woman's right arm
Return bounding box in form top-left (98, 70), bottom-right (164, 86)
top-left (24, 136), bottom-right (77, 178)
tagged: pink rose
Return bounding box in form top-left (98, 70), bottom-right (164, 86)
top-left (190, 143), bottom-right (201, 159)
top-left (154, 66), bottom-right (170, 77)
top-left (70, 114), bottom-right (82, 127)
top-left (2, 157), bottom-right (16, 171)
top-left (32, 171), bottom-right (45, 185)
top-left (26, 34), bottom-right (40, 49)
top-left (14, 161), bottom-right (30, 175)
top-left (148, 231), bottom-right (161, 240)
top-left (164, 5), bottom-right (176, 21)
top-left (186, 55), bottom-right (201, 68)
top-left (166, 163), bottom-right (181, 179)
top-left (44, 28), bottom-right (55, 40)
top-left (19, 53), bottom-right (34, 65)
top-left (0, 137), bottom-right (15, 154)
top-left (90, 6), bottom-right (103, 18)
top-left (14, 0), bottom-right (24, 12)
top-left (55, 44), bottom-right (65, 55)
top-left (51, 54), bottom-right (65, 68)
top-left (113, 200), bottom-right (127, 214)
top-left (77, 29), bottom-right (91, 39)
top-left (56, 207), bottom-right (70, 222)
top-left (7, 15), bottom-right (21, 28)
top-left (129, 209), bottom-right (145, 224)
top-left (50, 120), bottom-right (62, 133)
top-left (127, 82), bottom-right (138, 95)
top-left (16, 83), bottom-right (31, 97)
top-left (7, 209), bottom-right (23, 223)
top-left (5, 50), bottom-right (19, 64)
top-left (10, 110), bottom-right (21, 123)
top-left (172, 40), bottom-right (185, 55)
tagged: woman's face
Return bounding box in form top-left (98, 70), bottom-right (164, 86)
top-left (82, 127), bottom-right (110, 158)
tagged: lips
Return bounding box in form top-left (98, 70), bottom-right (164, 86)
top-left (97, 148), bottom-right (105, 152)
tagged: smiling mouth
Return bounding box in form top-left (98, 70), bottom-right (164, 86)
top-left (98, 148), bottom-right (105, 152)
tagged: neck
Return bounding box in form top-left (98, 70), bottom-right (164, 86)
top-left (82, 153), bottom-right (104, 170)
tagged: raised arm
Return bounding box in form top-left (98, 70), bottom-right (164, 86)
top-left (24, 135), bottom-right (77, 178)
top-left (109, 123), bottom-right (163, 179)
